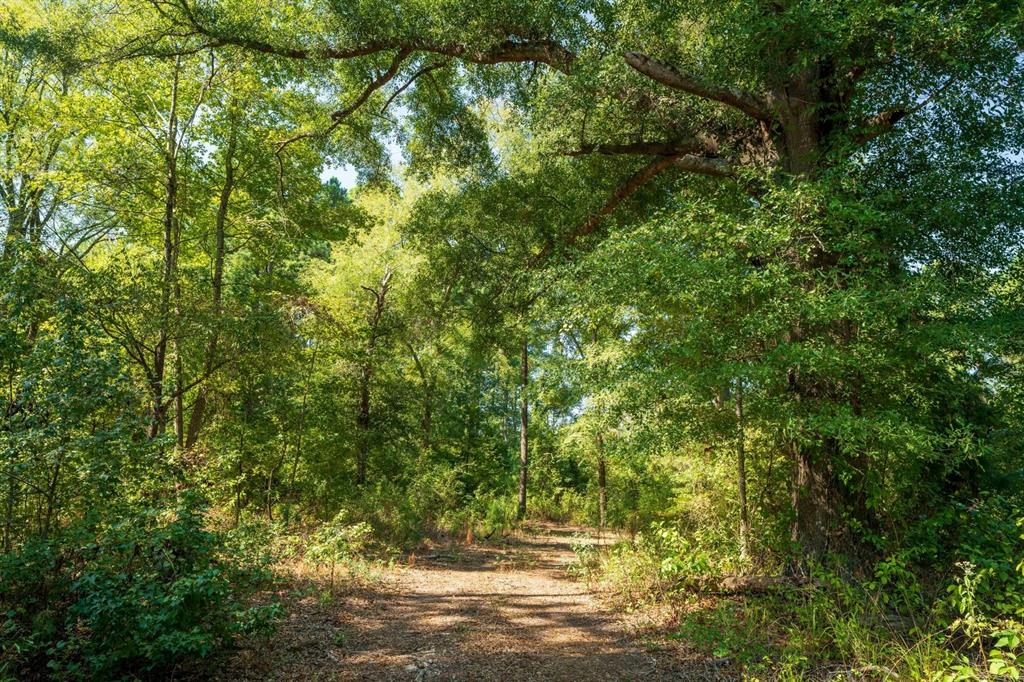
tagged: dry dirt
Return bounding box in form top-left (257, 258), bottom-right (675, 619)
top-left (219, 524), bottom-right (732, 681)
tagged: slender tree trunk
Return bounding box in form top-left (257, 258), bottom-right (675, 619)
top-left (173, 352), bottom-right (184, 447)
top-left (3, 476), bottom-right (16, 552)
top-left (356, 365), bottom-right (371, 486)
top-left (735, 381), bottom-right (750, 561)
top-left (185, 125), bottom-right (236, 448)
top-left (235, 451), bottom-right (243, 527)
top-left (356, 269), bottom-right (392, 486)
top-left (149, 59), bottom-right (181, 440)
top-left (267, 459), bottom-right (283, 521)
top-left (41, 449), bottom-right (63, 539)
top-left (597, 434), bottom-right (607, 530)
top-left (422, 391), bottom-right (433, 450)
top-left (517, 338), bottom-right (529, 521)
top-left (287, 344), bottom-right (316, 513)
top-left (172, 280), bottom-right (184, 448)
top-left (501, 384), bottom-right (510, 448)
top-left (406, 342), bottom-right (433, 451)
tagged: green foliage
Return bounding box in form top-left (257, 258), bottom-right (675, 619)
top-left (307, 511), bottom-right (373, 585)
top-left (947, 500), bottom-right (1024, 620)
top-left (591, 522), bottom-right (722, 607)
top-left (1, 0), bottom-right (1022, 678)
top-left (567, 533), bottom-right (599, 583)
top-left (671, 601), bottom-right (773, 666)
top-left (0, 493), bottom-right (279, 680)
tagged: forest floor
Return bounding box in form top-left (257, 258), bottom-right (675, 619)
top-left (217, 523), bottom-right (732, 681)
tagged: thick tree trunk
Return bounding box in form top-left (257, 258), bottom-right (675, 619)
top-left (789, 443), bottom-right (833, 561)
top-left (517, 339), bottom-right (529, 521)
top-left (772, 74), bottom-right (848, 562)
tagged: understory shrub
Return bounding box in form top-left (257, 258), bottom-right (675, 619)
top-left (572, 505), bottom-right (1024, 680)
top-left (596, 522), bottom-right (720, 606)
top-left (531, 488), bottom-right (588, 525)
top-left (0, 492), bottom-right (280, 680)
top-left (306, 511), bottom-right (374, 587)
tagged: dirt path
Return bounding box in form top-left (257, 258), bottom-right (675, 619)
top-left (222, 524), bottom-right (723, 681)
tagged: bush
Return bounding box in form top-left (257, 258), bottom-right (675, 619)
top-left (567, 532), bottom-right (600, 584)
top-left (531, 489), bottom-right (587, 525)
top-left (307, 511), bottom-right (373, 588)
top-left (576, 505), bottom-right (1024, 680)
top-left (949, 496), bottom-right (1024, 620)
top-left (596, 522), bottom-right (718, 607)
top-left (0, 492), bottom-right (279, 680)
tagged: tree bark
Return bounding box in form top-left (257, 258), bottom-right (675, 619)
top-left (768, 67), bottom-right (844, 561)
top-left (185, 124), bottom-right (236, 448)
top-left (789, 442), bottom-right (833, 562)
top-left (288, 344), bottom-right (316, 498)
top-left (172, 209), bottom-right (185, 449)
top-left (149, 59), bottom-right (181, 440)
top-left (406, 341), bottom-right (434, 451)
top-left (356, 269), bottom-right (392, 486)
top-left (735, 381), bottom-right (750, 561)
top-left (356, 364), bottom-right (370, 486)
top-left (597, 434), bottom-right (607, 530)
top-left (517, 338), bottom-right (529, 521)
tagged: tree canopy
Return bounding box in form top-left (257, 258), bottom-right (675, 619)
top-left (1, 0), bottom-right (1023, 678)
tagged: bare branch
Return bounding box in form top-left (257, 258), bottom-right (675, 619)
top-left (624, 52), bottom-right (771, 122)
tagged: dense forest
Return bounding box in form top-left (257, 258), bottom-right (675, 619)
top-left (1, 0), bottom-right (1022, 679)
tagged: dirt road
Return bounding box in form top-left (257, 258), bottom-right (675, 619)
top-left (221, 525), bottom-right (727, 681)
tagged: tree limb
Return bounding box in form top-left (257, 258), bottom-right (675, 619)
top-left (673, 154), bottom-right (734, 178)
top-left (852, 77), bottom-right (956, 145)
top-left (276, 48), bottom-right (412, 153)
top-left (565, 139), bottom-right (706, 157)
top-left (623, 52), bottom-right (771, 121)
top-left (155, 0), bottom-right (574, 72)
top-left (530, 155), bottom-right (678, 266)
top-left (381, 61), bottom-right (449, 115)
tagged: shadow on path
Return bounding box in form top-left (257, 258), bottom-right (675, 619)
top-left (220, 524), bottom-right (732, 681)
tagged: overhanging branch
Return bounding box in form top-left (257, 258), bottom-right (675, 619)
top-left (624, 52), bottom-right (771, 122)
top-left (529, 155), bottom-right (678, 266)
top-left (154, 0), bottom-right (574, 72)
top-left (276, 48), bottom-right (412, 154)
top-left (565, 140), bottom-right (706, 157)
top-left (673, 154), bottom-right (734, 178)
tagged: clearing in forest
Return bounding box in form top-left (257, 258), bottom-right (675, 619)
top-left (220, 524), bottom-right (727, 681)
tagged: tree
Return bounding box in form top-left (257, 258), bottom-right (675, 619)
top-left (517, 338), bottom-right (529, 519)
